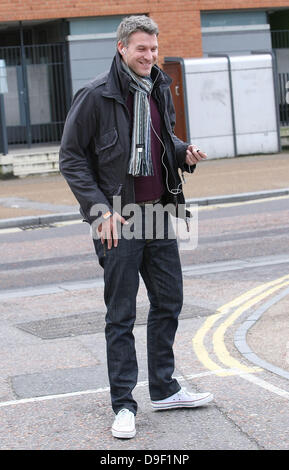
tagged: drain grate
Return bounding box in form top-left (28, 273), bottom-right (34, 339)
top-left (15, 304), bottom-right (213, 340)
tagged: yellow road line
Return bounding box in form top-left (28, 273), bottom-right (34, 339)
top-left (192, 311), bottom-right (225, 373)
top-left (213, 279), bottom-right (289, 375)
top-left (197, 195), bottom-right (289, 211)
top-left (53, 220), bottom-right (82, 227)
top-left (0, 219), bottom-right (82, 235)
top-left (192, 273), bottom-right (289, 375)
top-left (0, 227), bottom-right (22, 234)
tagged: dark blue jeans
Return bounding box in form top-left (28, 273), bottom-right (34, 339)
top-left (93, 208), bottom-right (183, 415)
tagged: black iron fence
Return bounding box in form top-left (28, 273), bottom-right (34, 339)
top-left (0, 42), bottom-right (71, 147)
top-left (271, 30), bottom-right (289, 49)
top-left (271, 30), bottom-right (289, 127)
top-left (277, 72), bottom-right (289, 126)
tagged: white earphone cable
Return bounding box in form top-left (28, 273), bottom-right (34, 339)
top-left (123, 52), bottom-right (183, 195)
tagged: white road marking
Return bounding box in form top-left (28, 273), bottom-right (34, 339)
top-left (241, 373), bottom-right (289, 399)
top-left (0, 368), bottom-right (252, 409)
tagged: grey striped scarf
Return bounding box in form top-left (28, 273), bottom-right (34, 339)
top-left (122, 62), bottom-right (154, 176)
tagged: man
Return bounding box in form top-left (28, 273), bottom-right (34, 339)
top-left (59, 15), bottom-right (213, 439)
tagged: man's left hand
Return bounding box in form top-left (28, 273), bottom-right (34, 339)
top-left (186, 145), bottom-right (207, 166)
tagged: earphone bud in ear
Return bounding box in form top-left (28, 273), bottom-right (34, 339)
top-left (122, 48), bottom-right (126, 55)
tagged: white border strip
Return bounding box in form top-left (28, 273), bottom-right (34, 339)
top-left (67, 32), bottom-right (117, 41)
top-left (201, 24), bottom-right (270, 33)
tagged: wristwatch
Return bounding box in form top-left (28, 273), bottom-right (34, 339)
top-left (103, 210), bottom-right (112, 220)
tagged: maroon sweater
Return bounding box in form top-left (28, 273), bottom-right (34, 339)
top-left (126, 92), bottom-right (165, 203)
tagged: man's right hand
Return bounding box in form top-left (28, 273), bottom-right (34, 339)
top-left (97, 212), bottom-right (128, 249)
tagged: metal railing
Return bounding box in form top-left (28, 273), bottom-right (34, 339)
top-left (271, 29), bottom-right (289, 49)
top-left (271, 30), bottom-right (289, 127)
top-left (0, 42), bottom-right (72, 147)
top-left (277, 73), bottom-right (289, 126)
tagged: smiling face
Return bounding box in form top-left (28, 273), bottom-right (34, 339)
top-left (118, 30), bottom-right (158, 77)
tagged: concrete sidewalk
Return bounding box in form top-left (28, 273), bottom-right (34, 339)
top-left (0, 151), bottom-right (288, 227)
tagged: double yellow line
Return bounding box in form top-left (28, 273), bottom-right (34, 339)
top-left (192, 273), bottom-right (289, 377)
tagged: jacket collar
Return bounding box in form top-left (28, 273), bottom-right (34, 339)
top-left (102, 51), bottom-right (172, 102)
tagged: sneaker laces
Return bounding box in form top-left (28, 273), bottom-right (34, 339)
top-left (177, 387), bottom-right (194, 399)
top-left (115, 409), bottom-right (133, 424)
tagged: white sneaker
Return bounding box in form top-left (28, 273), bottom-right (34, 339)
top-left (111, 408), bottom-right (136, 439)
top-left (151, 387), bottom-right (213, 410)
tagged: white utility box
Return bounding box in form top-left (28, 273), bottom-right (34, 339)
top-left (164, 54), bottom-right (280, 158)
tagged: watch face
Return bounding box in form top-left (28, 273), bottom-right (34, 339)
top-left (103, 211), bottom-right (112, 220)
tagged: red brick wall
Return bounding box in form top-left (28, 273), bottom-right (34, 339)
top-left (1, 0), bottom-right (289, 61)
